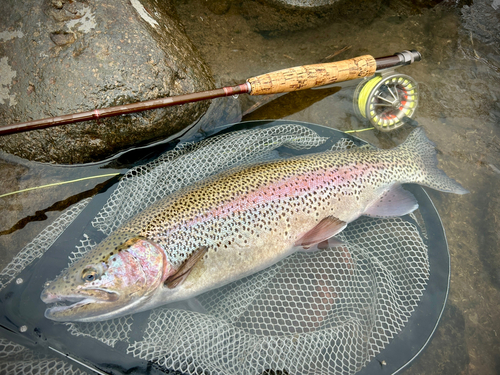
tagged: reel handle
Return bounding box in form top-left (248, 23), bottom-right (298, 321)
top-left (247, 55), bottom-right (377, 95)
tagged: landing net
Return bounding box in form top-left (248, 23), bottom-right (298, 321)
top-left (0, 123), bottom-right (431, 375)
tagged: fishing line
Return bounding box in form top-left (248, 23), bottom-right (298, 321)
top-left (357, 76), bottom-right (383, 118)
top-left (0, 173), bottom-right (121, 198)
top-left (345, 127), bottom-right (375, 133)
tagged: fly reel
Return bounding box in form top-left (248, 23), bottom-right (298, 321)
top-left (354, 71), bottom-right (419, 132)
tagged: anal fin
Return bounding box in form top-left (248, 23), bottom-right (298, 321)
top-left (165, 246), bottom-right (208, 289)
top-left (364, 184), bottom-right (418, 218)
top-left (295, 216), bottom-right (347, 249)
top-left (299, 237), bottom-right (345, 253)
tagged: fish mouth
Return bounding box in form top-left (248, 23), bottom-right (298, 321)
top-left (45, 298), bottom-right (97, 317)
top-left (42, 289), bottom-right (120, 322)
top-left (41, 287), bottom-right (119, 304)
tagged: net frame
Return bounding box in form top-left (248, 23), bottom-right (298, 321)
top-left (0, 120), bottom-right (450, 375)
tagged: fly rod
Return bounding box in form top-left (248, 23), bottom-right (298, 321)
top-left (0, 50), bottom-right (421, 136)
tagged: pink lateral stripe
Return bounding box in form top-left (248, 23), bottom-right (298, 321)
top-left (171, 164), bottom-right (368, 233)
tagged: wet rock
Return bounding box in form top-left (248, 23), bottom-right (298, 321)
top-left (267, 0), bottom-right (340, 8)
top-left (270, 0), bottom-right (470, 10)
top-left (206, 0), bottom-right (233, 15)
top-left (237, 0), bottom-right (384, 36)
top-left (462, 0), bottom-right (500, 45)
top-left (0, 0), bottom-right (214, 164)
top-left (237, 0), bottom-right (472, 36)
top-left (49, 31), bottom-right (76, 46)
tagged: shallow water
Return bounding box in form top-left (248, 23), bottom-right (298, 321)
top-left (1, 0), bottom-right (499, 373)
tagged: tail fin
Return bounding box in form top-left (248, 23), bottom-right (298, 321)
top-left (398, 127), bottom-right (469, 194)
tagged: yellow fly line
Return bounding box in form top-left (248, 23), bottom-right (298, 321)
top-left (0, 124), bottom-right (379, 200)
top-left (0, 173), bottom-right (121, 198)
top-left (357, 76), bottom-right (383, 119)
top-left (345, 127), bottom-right (374, 134)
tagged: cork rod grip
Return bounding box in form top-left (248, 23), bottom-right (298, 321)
top-left (247, 55), bottom-right (377, 95)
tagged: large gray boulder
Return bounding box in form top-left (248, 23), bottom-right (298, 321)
top-left (0, 0), bottom-right (214, 164)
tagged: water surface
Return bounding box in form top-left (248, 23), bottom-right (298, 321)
top-left (1, 0), bottom-right (499, 373)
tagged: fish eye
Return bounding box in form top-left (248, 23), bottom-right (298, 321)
top-left (81, 267), bottom-right (100, 283)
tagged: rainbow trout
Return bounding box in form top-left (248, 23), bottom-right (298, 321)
top-left (41, 127), bottom-right (467, 322)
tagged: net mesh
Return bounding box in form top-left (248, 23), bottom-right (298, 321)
top-left (0, 336), bottom-right (89, 375)
top-left (126, 216), bottom-right (428, 375)
top-left (0, 200), bottom-right (93, 374)
top-left (0, 198), bottom-right (91, 293)
top-left (0, 124), bottom-right (430, 375)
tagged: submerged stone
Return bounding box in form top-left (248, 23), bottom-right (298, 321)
top-left (0, 0), bottom-right (214, 164)
top-left (237, 0), bottom-right (384, 36)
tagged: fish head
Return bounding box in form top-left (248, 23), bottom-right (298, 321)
top-left (41, 235), bottom-right (172, 322)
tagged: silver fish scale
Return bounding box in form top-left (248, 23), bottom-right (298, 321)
top-left (102, 124), bottom-right (466, 273)
top-left (91, 124), bottom-right (329, 236)
top-left (132, 146), bottom-right (418, 267)
top-left (62, 125), bottom-right (332, 269)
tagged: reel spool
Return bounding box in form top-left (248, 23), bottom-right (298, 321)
top-left (354, 71), bottom-right (419, 132)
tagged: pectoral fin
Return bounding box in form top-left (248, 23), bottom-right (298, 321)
top-left (364, 184), bottom-right (418, 218)
top-left (295, 216), bottom-right (347, 248)
top-left (165, 246), bottom-right (208, 289)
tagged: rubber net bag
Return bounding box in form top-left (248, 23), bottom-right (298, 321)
top-left (0, 124), bottom-right (429, 375)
